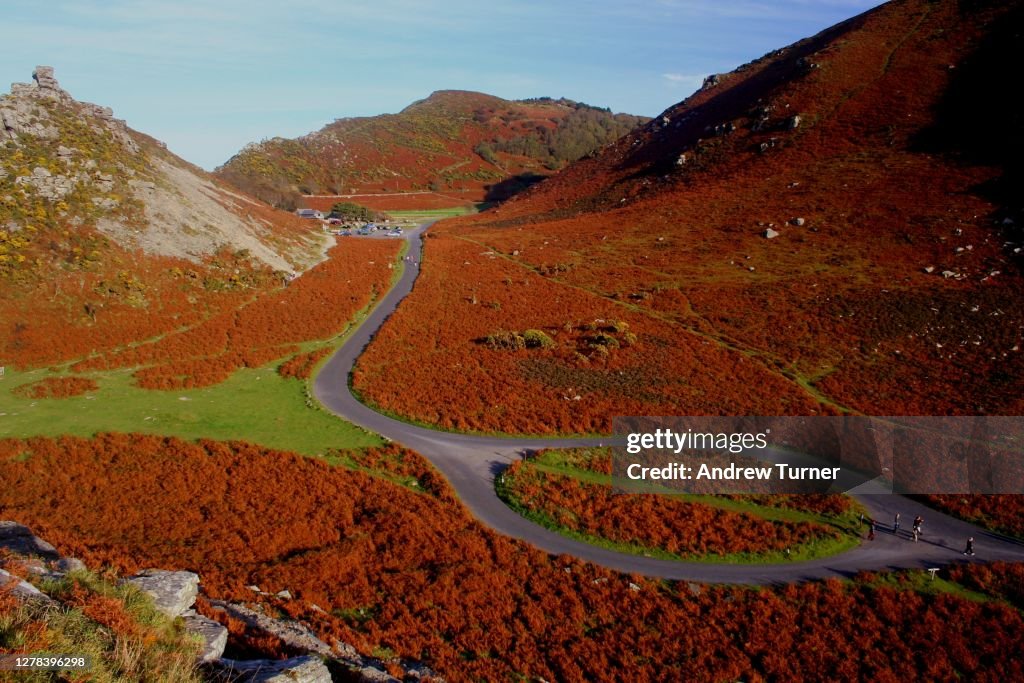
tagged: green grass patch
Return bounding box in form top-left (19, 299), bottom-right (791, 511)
top-left (858, 569), bottom-right (994, 603)
top-left (0, 245), bottom-right (414, 457)
top-left (389, 207), bottom-right (475, 222)
top-left (0, 363), bottom-right (382, 456)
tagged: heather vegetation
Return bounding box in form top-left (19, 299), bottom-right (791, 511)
top-left (0, 68), bottom-right (328, 379)
top-left (489, 101), bottom-right (645, 169)
top-left (216, 92), bottom-right (648, 208)
top-left (65, 239), bottom-right (398, 386)
top-left (2, 2), bottom-right (1023, 681)
top-left (352, 233), bottom-right (825, 434)
top-left (0, 236), bottom-right (403, 455)
top-left (497, 448), bottom-right (862, 563)
top-left (354, 0), bottom-right (1024, 430)
top-left (916, 495), bottom-right (1024, 540)
top-left (3, 434), bottom-right (1024, 682)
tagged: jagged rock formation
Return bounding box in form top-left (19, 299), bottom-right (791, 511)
top-left (0, 66), bottom-right (327, 273)
top-left (207, 599), bottom-right (442, 681)
top-left (0, 568), bottom-right (51, 601)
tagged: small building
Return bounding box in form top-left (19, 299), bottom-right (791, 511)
top-left (296, 209), bottom-right (324, 220)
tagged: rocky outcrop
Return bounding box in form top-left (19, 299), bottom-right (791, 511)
top-left (0, 66), bottom-right (328, 273)
top-left (213, 655), bottom-right (332, 683)
top-left (0, 521), bottom-right (439, 681)
top-left (0, 568), bottom-right (52, 602)
top-left (207, 600), bottom-right (334, 657)
top-left (182, 610), bottom-right (229, 663)
top-left (31, 66), bottom-right (62, 96)
top-left (124, 569), bottom-right (200, 618)
top-left (14, 166), bottom-right (82, 200)
top-left (0, 521), bottom-right (61, 560)
top-left (206, 599), bottom-right (435, 681)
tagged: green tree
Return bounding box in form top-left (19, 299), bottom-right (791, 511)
top-left (329, 202), bottom-right (375, 222)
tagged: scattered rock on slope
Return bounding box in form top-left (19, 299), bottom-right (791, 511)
top-left (182, 610), bottom-right (229, 663)
top-left (0, 520), bottom-right (61, 560)
top-left (213, 655), bottom-right (333, 683)
top-left (124, 569), bottom-right (200, 618)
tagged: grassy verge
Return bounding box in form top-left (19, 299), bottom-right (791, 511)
top-left (389, 207), bottom-right (475, 222)
top-left (856, 569), bottom-right (993, 603)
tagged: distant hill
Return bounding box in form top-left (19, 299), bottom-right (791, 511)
top-left (215, 91), bottom-right (647, 208)
top-left (351, 0), bottom-right (1024, 432)
top-left (0, 67), bottom-right (328, 368)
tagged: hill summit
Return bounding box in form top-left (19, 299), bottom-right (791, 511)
top-left (215, 90), bottom-right (647, 208)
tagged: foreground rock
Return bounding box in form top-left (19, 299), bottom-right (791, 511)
top-left (213, 655), bottom-right (332, 683)
top-left (207, 600), bottom-right (430, 681)
top-left (182, 610), bottom-right (228, 663)
top-left (125, 569), bottom-right (199, 618)
top-left (0, 522), bottom-right (435, 680)
top-left (207, 600), bottom-right (334, 657)
top-left (0, 521), bottom-right (61, 560)
top-left (0, 568), bottom-right (52, 602)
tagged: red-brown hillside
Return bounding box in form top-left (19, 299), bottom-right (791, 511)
top-left (3, 434), bottom-right (1024, 682)
top-left (0, 67), bottom-right (331, 371)
top-left (352, 0), bottom-right (1024, 433)
top-left (216, 92), bottom-right (646, 208)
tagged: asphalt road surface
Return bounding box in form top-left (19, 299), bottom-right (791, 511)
top-left (314, 224), bottom-right (1024, 583)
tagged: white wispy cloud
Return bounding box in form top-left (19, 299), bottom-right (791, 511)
top-left (662, 73), bottom-right (705, 89)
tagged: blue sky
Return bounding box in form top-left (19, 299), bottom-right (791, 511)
top-left (2, 0), bottom-right (882, 170)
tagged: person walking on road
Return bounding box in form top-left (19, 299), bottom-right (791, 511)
top-left (867, 519), bottom-right (876, 541)
top-left (964, 537), bottom-right (975, 556)
top-left (894, 512), bottom-right (901, 534)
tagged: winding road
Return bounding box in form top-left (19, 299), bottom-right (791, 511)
top-left (314, 224), bottom-right (1024, 584)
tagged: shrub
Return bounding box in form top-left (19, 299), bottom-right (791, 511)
top-left (12, 376), bottom-right (98, 399)
top-left (522, 329), bottom-right (555, 349)
top-left (589, 333), bottom-right (620, 349)
top-left (483, 331), bottom-right (525, 351)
